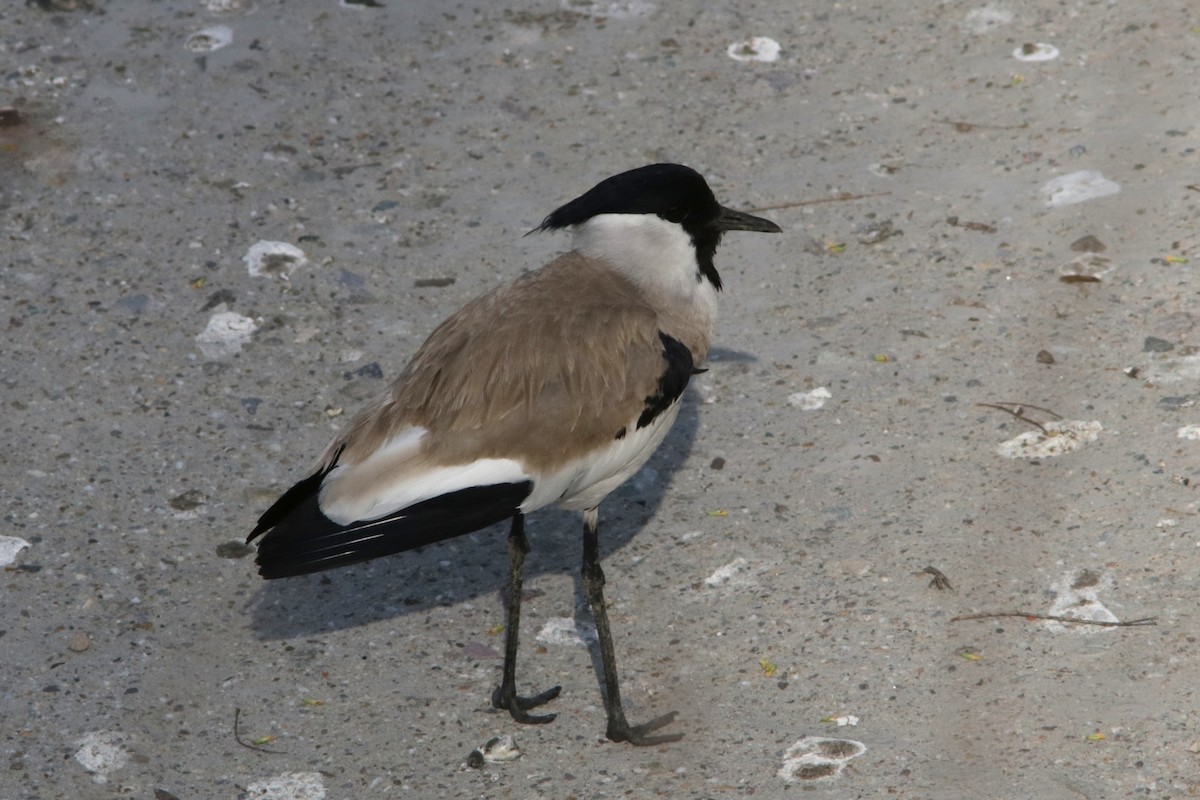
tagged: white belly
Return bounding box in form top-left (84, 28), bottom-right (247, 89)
top-left (522, 402), bottom-right (682, 513)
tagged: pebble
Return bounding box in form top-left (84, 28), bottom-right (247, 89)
top-left (216, 541), bottom-right (255, 559)
top-left (467, 734), bottom-right (521, 768)
top-left (69, 632), bottom-right (91, 652)
top-left (169, 489), bottom-right (208, 511)
top-left (1143, 337), bottom-right (1174, 353)
top-left (1070, 234), bottom-right (1107, 253)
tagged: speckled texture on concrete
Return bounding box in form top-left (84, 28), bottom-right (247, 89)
top-left (4, 1), bottom-right (1200, 798)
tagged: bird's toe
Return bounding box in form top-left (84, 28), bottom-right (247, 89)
top-left (607, 710), bottom-right (682, 745)
top-left (492, 684), bottom-right (562, 724)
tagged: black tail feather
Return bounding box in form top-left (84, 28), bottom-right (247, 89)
top-left (250, 481), bottom-right (534, 579)
top-left (248, 445), bottom-right (345, 544)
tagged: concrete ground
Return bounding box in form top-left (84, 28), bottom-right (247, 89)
top-left (3, 1), bottom-right (1200, 797)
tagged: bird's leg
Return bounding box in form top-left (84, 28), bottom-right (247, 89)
top-left (581, 507), bottom-right (682, 745)
top-left (492, 512), bottom-right (561, 723)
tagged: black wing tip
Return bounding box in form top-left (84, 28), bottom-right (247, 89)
top-left (247, 446), bottom-right (345, 545)
top-left (249, 481), bottom-right (535, 579)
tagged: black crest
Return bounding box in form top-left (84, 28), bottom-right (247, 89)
top-left (536, 164), bottom-right (721, 234)
top-left (534, 163), bottom-right (780, 291)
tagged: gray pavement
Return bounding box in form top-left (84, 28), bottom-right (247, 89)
top-left (3, 1), bottom-right (1200, 797)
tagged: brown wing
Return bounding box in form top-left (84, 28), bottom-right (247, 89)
top-left (329, 252), bottom-right (676, 474)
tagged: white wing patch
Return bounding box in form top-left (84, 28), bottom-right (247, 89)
top-left (319, 425), bottom-right (530, 524)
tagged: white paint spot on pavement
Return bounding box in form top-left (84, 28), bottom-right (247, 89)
top-left (74, 731), bottom-right (130, 784)
top-left (787, 386), bottom-right (831, 410)
top-left (185, 25), bottom-right (233, 52)
top-left (561, 0), bottom-right (657, 20)
top-left (1177, 425), bottom-right (1200, 440)
top-left (0, 535), bottom-right (31, 567)
top-left (727, 37), bottom-right (781, 62)
top-left (962, 6), bottom-right (1013, 34)
top-left (1046, 569), bottom-right (1120, 634)
top-left (704, 557), bottom-right (748, 587)
top-left (1013, 42), bottom-right (1059, 62)
top-left (244, 240), bottom-right (308, 280)
top-left (196, 311), bottom-right (258, 358)
top-left (778, 736), bottom-right (867, 783)
top-left (996, 420), bottom-right (1102, 459)
top-left (202, 0), bottom-right (251, 11)
top-left (1145, 354), bottom-right (1200, 385)
top-left (1041, 170), bottom-right (1120, 207)
top-left (245, 772), bottom-right (326, 800)
top-left (536, 617), bottom-right (597, 647)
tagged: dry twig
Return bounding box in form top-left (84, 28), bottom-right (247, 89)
top-left (748, 191), bottom-right (892, 213)
top-left (976, 401), bottom-right (1063, 435)
top-left (950, 611), bottom-right (1156, 628)
top-left (234, 707), bottom-right (284, 754)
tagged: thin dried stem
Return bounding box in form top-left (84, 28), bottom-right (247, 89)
top-left (950, 611), bottom-right (1156, 628)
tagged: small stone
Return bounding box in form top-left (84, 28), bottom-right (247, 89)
top-left (1036, 349), bottom-right (1056, 364)
top-left (468, 734), bottom-right (520, 767)
top-left (482, 734), bottom-right (521, 762)
top-left (68, 632), bottom-right (91, 652)
top-left (169, 489), bottom-right (208, 511)
top-left (355, 362), bottom-right (384, 380)
top-left (1070, 234), bottom-right (1106, 253)
top-left (833, 559), bottom-right (873, 577)
top-left (1143, 337), bottom-right (1175, 353)
top-left (201, 287), bottom-right (236, 311)
top-left (216, 541), bottom-right (255, 559)
top-left (414, 277), bottom-right (456, 288)
top-left (710, 456), bottom-right (726, 470)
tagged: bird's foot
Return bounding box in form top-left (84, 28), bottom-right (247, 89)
top-left (491, 684), bottom-right (562, 724)
top-left (607, 710), bottom-right (682, 746)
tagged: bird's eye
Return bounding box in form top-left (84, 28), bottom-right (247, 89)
top-left (661, 205), bottom-right (688, 224)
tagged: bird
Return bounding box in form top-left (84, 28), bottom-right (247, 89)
top-left (247, 163), bottom-right (781, 745)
